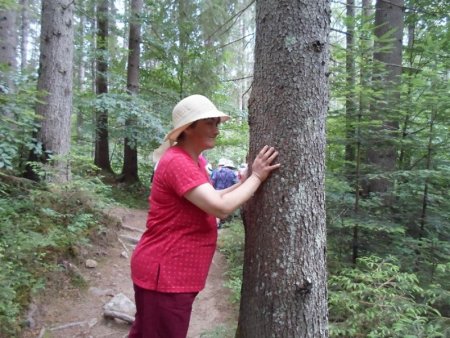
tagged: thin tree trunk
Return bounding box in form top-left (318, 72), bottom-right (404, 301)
top-left (177, 0), bottom-right (188, 98)
top-left (398, 23), bottom-right (416, 170)
top-left (0, 6), bottom-right (18, 99)
top-left (352, 0), bottom-right (373, 265)
top-left (120, 0), bottom-right (143, 183)
top-left (344, 0), bottom-right (356, 178)
top-left (94, 0), bottom-right (113, 173)
top-left (19, 0), bottom-right (29, 72)
top-left (237, 1), bottom-right (330, 336)
top-left (420, 110), bottom-right (435, 237)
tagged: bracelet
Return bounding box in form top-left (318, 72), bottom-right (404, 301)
top-left (252, 172), bottom-right (263, 182)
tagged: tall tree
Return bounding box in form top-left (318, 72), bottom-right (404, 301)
top-left (74, 0), bottom-right (87, 142)
top-left (19, 0), bottom-right (29, 72)
top-left (344, 0), bottom-right (356, 177)
top-left (237, 1), bottom-right (330, 337)
top-left (94, 0), bottom-right (113, 173)
top-left (0, 3), bottom-right (18, 99)
top-left (350, 0), bottom-right (374, 265)
top-left (120, 0), bottom-right (143, 183)
top-left (33, 0), bottom-right (74, 182)
top-left (364, 0), bottom-right (404, 196)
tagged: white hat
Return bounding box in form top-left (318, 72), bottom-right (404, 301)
top-left (224, 159), bottom-right (235, 168)
top-left (153, 95), bottom-right (230, 163)
top-left (218, 158), bottom-right (227, 166)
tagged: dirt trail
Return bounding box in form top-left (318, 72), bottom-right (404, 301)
top-left (22, 207), bottom-right (236, 338)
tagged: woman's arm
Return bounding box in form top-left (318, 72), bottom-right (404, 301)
top-left (185, 146), bottom-right (280, 218)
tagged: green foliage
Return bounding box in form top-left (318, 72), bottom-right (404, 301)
top-left (0, 176), bottom-right (115, 336)
top-left (206, 107), bottom-right (249, 167)
top-left (218, 219), bottom-right (245, 304)
top-left (327, 6), bottom-right (449, 336)
top-left (329, 256), bottom-right (445, 338)
top-left (0, 83), bottom-right (41, 171)
top-left (110, 183), bottom-right (149, 209)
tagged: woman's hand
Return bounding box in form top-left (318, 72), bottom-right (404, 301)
top-left (185, 146), bottom-right (280, 218)
top-left (251, 145), bottom-right (280, 181)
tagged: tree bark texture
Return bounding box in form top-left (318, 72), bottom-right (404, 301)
top-left (36, 0), bottom-right (74, 182)
top-left (365, 0), bottom-right (404, 195)
top-left (121, 0), bottom-right (143, 183)
top-left (94, 0), bottom-right (113, 173)
top-left (237, 1), bottom-right (330, 337)
top-left (126, 0), bottom-right (142, 95)
top-left (0, 6), bottom-right (18, 95)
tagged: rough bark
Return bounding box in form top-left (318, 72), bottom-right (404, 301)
top-left (0, 5), bottom-right (18, 96)
top-left (34, 0), bottom-right (74, 183)
top-left (237, 1), bottom-right (330, 337)
top-left (120, 0), bottom-right (143, 183)
top-left (94, 0), bottom-right (113, 173)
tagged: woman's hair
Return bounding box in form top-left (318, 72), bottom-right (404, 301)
top-left (176, 121), bottom-right (198, 142)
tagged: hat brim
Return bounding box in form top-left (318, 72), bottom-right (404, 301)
top-left (164, 110), bottom-right (230, 142)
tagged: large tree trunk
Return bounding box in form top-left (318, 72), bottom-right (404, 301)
top-left (34, 0), bottom-right (74, 183)
top-left (237, 1), bottom-right (330, 337)
top-left (94, 0), bottom-right (113, 173)
top-left (120, 0), bottom-right (143, 184)
top-left (364, 0), bottom-right (404, 197)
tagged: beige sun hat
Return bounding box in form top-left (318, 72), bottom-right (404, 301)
top-left (152, 95), bottom-right (230, 163)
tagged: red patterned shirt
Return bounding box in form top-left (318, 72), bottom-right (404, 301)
top-left (131, 147), bottom-right (217, 293)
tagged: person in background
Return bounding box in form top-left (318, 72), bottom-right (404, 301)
top-left (129, 94), bottom-right (280, 338)
top-left (238, 163), bottom-right (248, 181)
top-left (211, 158), bottom-right (239, 228)
top-left (211, 158), bottom-right (238, 190)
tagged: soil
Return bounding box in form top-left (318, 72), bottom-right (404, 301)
top-left (21, 207), bottom-right (237, 338)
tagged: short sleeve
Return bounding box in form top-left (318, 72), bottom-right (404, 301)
top-left (163, 155), bottom-right (209, 197)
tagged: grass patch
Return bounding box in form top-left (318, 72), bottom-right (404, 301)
top-left (200, 324), bottom-right (237, 338)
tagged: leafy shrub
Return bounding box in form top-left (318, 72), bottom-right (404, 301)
top-left (329, 256), bottom-right (445, 337)
top-left (0, 177), bottom-right (114, 336)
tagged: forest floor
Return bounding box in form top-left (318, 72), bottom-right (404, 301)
top-left (21, 207), bottom-right (237, 338)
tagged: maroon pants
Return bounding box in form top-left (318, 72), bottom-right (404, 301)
top-left (128, 284), bottom-right (198, 338)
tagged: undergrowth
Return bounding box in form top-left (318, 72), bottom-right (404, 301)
top-left (0, 174), bottom-right (119, 337)
top-left (217, 219), bottom-right (447, 337)
top-left (217, 219), bottom-right (244, 305)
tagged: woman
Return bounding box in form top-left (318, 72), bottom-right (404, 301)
top-left (129, 94), bottom-right (280, 338)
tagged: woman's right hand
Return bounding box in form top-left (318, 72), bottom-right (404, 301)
top-left (251, 145), bottom-right (281, 181)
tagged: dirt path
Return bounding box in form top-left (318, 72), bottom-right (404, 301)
top-left (22, 207), bottom-right (236, 338)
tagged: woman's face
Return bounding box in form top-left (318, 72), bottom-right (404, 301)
top-left (186, 117), bottom-right (221, 150)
